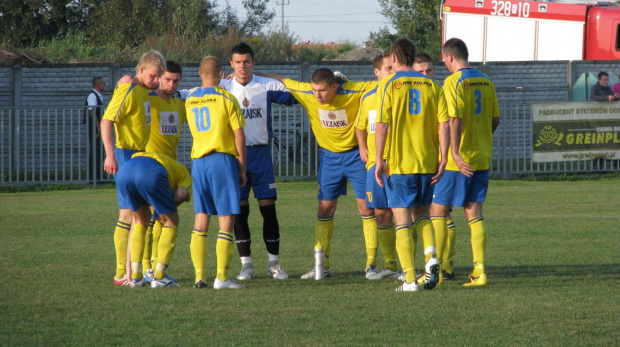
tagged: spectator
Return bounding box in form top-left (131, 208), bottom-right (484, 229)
top-left (85, 76), bottom-right (105, 180)
top-left (590, 71), bottom-right (619, 101)
top-left (611, 72), bottom-right (620, 96)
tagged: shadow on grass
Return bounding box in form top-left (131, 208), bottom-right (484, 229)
top-left (479, 263), bottom-right (619, 278)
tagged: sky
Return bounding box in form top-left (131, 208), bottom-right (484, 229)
top-left (225, 0), bottom-right (394, 44)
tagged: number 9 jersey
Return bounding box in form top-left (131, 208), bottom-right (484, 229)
top-left (185, 86), bottom-right (245, 159)
top-left (441, 68), bottom-right (500, 171)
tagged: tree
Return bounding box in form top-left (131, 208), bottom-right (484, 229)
top-left (0, 0), bottom-right (85, 47)
top-left (371, 0), bottom-right (443, 60)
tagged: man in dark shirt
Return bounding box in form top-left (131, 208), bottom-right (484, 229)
top-left (590, 71), bottom-right (619, 101)
top-left (85, 76), bottom-right (106, 180)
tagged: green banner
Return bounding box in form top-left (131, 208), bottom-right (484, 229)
top-left (532, 102), bottom-right (620, 162)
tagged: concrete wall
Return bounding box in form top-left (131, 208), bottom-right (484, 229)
top-left (3, 60), bottom-right (619, 109)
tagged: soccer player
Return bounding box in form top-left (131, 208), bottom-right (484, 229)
top-left (141, 61), bottom-right (187, 282)
top-left (414, 52), bottom-right (457, 281)
top-left (115, 152), bottom-right (191, 288)
top-left (101, 50), bottom-right (165, 286)
top-left (355, 51), bottom-right (401, 280)
top-left (220, 42), bottom-right (296, 281)
top-left (430, 38), bottom-right (500, 287)
top-left (256, 69), bottom-right (376, 279)
top-left (375, 38), bottom-right (449, 292)
top-left (186, 56), bottom-right (247, 290)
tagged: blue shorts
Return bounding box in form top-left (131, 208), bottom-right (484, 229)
top-left (432, 170), bottom-right (489, 207)
top-left (240, 145), bottom-right (277, 200)
top-left (192, 153), bottom-right (241, 216)
top-left (317, 147), bottom-right (366, 201)
top-left (115, 157), bottom-right (176, 215)
top-left (365, 164), bottom-right (388, 209)
top-left (384, 173), bottom-right (434, 208)
top-left (114, 148), bottom-right (141, 168)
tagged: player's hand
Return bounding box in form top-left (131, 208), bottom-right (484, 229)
top-left (375, 160), bottom-right (388, 188)
top-left (431, 161), bottom-right (447, 185)
top-left (104, 155), bottom-right (118, 175)
top-left (226, 72), bottom-right (234, 80)
top-left (359, 147), bottom-right (368, 163)
top-left (117, 75), bottom-right (134, 86)
top-left (453, 155), bottom-right (473, 177)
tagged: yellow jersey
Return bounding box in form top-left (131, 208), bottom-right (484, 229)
top-left (185, 87), bottom-right (245, 159)
top-left (377, 71), bottom-right (448, 174)
top-left (441, 68), bottom-right (500, 171)
top-left (102, 83), bottom-right (151, 151)
top-left (132, 152), bottom-right (192, 193)
top-left (145, 91), bottom-right (187, 159)
top-left (356, 87), bottom-right (384, 170)
top-left (284, 79), bottom-right (376, 153)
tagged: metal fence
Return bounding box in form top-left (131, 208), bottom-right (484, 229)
top-left (1, 103), bottom-right (618, 186)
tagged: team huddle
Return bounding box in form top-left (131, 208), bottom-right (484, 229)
top-left (102, 37), bottom-right (500, 292)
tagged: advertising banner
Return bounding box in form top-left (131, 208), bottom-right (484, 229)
top-left (532, 101), bottom-right (620, 162)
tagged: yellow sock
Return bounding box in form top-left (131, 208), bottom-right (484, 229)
top-left (377, 223), bottom-right (397, 271)
top-left (444, 219), bottom-right (456, 272)
top-left (431, 216), bottom-right (448, 265)
top-left (216, 230), bottom-right (234, 282)
top-left (142, 218), bottom-right (155, 271)
top-left (151, 219), bottom-right (163, 269)
top-left (468, 217), bottom-right (487, 276)
top-left (395, 224), bottom-right (416, 283)
top-left (361, 214), bottom-right (378, 268)
top-left (129, 223), bottom-right (147, 280)
top-left (415, 217), bottom-right (437, 263)
top-left (154, 226), bottom-right (177, 280)
top-left (315, 216), bottom-right (334, 268)
top-left (113, 221), bottom-right (131, 278)
top-left (190, 229), bottom-right (207, 283)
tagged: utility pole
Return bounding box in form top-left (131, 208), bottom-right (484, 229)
top-left (276, 0), bottom-right (290, 39)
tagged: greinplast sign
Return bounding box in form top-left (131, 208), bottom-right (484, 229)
top-left (532, 101), bottom-right (620, 162)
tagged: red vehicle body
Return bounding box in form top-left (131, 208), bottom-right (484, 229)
top-left (442, 0), bottom-right (620, 61)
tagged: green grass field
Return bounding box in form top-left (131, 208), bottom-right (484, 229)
top-left (1, 179), bottom-right (618, 346)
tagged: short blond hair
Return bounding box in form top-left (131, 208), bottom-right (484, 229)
top-left (199, 56), bottom-right (222, 78)
top-left (135, 50), bottom-right (166, 75)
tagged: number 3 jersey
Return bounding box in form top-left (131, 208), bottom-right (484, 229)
top-left (441, 68), bottom-right (500, 172)
top-left (185, 86), bottom-right (245, 159)
top-left (219, 75), bottom-right (296, 146)
top-left (377, 71), bottom-right (448, 175)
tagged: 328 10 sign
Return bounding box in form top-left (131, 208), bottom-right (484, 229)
top-left (490, 1), bottom-right (531, 18)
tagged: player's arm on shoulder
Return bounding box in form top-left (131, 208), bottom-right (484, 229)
top-left (253, 72), bottom-right (286, 84)
top-left (178, 88), bottom-right (193, 100)
top-left (117, 74), bottom-right (135, 86)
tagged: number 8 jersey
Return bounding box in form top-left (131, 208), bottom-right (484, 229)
top-left (185, 86), bottom-right (245, 159)
top-left (441, 68), bottom-right (500, 171)
top-left (377, 71), bottom-right (448, 175)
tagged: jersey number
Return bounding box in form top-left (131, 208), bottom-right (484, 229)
top-left (192, 107), bottom-right (211, 132)
top-left (408, 89), bottom-right (422, 115)
top-left (474, 89), bottom-right (482, 115)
